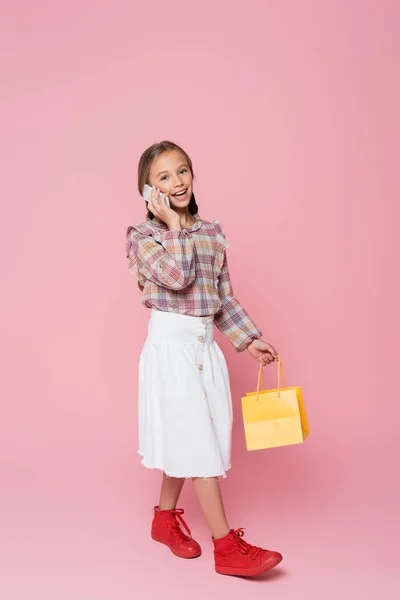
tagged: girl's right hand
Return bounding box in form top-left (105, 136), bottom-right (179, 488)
top-left (148, 187), bottom-right (181, 231)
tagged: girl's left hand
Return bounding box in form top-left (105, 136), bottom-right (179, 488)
top-left (247, 339), bottom-right (278, 366)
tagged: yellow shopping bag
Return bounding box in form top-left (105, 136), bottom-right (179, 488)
top-left (241, 358), bottom-right (309, 451)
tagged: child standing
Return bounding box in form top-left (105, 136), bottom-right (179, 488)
top-left (126, 141), bottom-right (283, 576)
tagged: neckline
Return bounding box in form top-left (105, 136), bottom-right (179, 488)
top-left (151, 214), bottom-right (202, 233)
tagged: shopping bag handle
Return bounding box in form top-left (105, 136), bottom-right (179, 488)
top-left (256, 356), bottom-right (285, 401)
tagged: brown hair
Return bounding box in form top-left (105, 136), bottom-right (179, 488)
top-left (137, 141), bottom-right (199, 220)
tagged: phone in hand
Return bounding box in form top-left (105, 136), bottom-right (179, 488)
top-left (143, 184), bottom-right (170, 208)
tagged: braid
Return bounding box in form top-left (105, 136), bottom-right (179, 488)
top-left (188, 192), bottom-right (199, 216)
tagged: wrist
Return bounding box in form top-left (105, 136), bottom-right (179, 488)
top-left (167, 221), bottom-right (181, 232)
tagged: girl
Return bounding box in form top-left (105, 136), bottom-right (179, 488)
top-left (126, 141), bottom-right (283, 577)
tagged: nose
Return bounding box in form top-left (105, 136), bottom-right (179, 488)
top-left (172, 174), bottom-right (184, 188)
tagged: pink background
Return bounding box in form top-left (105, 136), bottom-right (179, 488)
top-left (1, 1), bottom-right (399, 598)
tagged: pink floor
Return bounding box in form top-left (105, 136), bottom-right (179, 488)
top-left (1, 446), bottom-right (398, 600)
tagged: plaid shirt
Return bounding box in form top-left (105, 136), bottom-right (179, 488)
top-left (125, 216), bottom-right (262, 352)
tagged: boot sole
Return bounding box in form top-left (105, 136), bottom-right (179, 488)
top-left (151, 533), bottom-right (202, 559)
top-left (215, 553), bottom-right (283, 577)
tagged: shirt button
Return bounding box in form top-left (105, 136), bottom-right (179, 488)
top-left (198, 364), bottom-right (204, 371)
top-left (202, 319), bottom-right (207, 325)
top-left (198, 336), bottom-right (205, 343)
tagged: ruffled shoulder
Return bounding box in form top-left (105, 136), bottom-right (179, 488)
top-left (212, 219), bottom-right (223, 235)
top-left (212, 219), bottom-right (230, 251)
top-left (127, 221), bottom-right (156, 237)
top-left (125, 221), bottom-right (162, 256)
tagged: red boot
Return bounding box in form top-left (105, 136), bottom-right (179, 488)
top-left (213, 528), bottom-right (282, 577)
top-left (151, 506), bottom-right (201, 559)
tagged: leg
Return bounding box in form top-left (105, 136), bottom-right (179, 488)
top-left (193, 477), bottom-right (283, 576)
top-left (159, 473), bottom-right (185, 510)
top-left (152, 473), bottom-right (201, 559)
top-left (192, 477), bottom-right (230, 539)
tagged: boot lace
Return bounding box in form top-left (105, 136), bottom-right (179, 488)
top-left (166, 508), bottom-right (192, 542)
top-left (232, 528), bottom-right (262, 560)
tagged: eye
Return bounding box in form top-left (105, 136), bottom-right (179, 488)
top-left (180, 168), bottom-right (188, 174)
top-left (160, 175), bottom-right (168, 181)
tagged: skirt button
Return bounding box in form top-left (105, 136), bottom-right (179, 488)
top-left (198, 364), bottom-right (204, 371)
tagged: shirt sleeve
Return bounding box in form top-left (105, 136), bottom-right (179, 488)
top-left (213, 226), bottom-right (262, 352)
top-left (128, 228), bottom-right (196, 291)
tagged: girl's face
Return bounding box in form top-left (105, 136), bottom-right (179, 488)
top-left (148, 150), bottom-right (193, 209)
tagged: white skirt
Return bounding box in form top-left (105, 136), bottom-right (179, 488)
top-left (138, 310), bottom-right (233, 478)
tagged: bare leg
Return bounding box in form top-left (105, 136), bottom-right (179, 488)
top-left (193, 477), bottom-right (230, 539)
top-left (159, 473), bottom-right (185, 510)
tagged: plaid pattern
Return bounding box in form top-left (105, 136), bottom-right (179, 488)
top-left (126, 217), bottom-right (262, 352)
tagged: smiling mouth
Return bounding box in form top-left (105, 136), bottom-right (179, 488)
top-left (172, 189), bottom-right (188, 197)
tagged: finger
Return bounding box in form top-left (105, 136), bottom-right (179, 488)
top-left (259, 349), bottom-right (270, 361)
top-left (151, 187), bottom-right (159, 202)
top-left (148, 199), bottom-right (158, 214)
top-left (267, 346), bottom-right (278, 359)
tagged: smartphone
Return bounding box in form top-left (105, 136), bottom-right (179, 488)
top-left (143, 184), bottom-right (170, 208)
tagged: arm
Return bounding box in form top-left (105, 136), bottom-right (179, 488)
top-left (129, 229), bottom-right (196, 291)
top-left (214, 253), bottom-right (262, 352)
